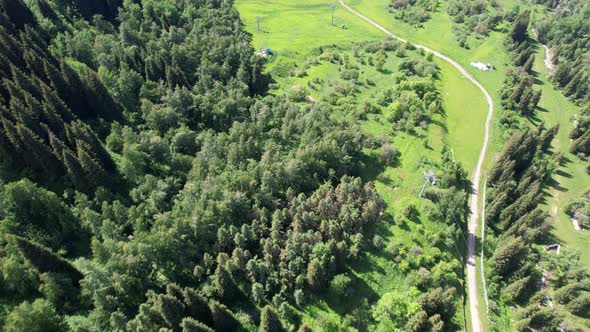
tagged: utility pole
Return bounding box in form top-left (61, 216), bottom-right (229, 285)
top-left (256, 16), bottom-right (261, 31)
top-left (331, 3), bottom-right (336, 26)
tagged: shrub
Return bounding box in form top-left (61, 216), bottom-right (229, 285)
top-left (329, 274), bottom-right (352, 297)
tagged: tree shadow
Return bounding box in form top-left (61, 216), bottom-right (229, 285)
top-left (555, 169), bottom-right (573, 179)
top-left (431, 118), bottom-right (449, 134)
top-left (546, 177), bottom-right (568, 193)
top-left (323, 271), bottom-right (379, 317)
top-left (350, 251), bottom-right (385, 275)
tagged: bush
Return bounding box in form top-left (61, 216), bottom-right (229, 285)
top-left (329, 274), bottom-right (352, 297)
top-left (380, 143), bottom-right (397, 166)
top-left (287, 85), bottom-right (308, 102)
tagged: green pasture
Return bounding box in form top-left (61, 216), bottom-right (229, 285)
top-left (236, 0), bottom-right (380, 53)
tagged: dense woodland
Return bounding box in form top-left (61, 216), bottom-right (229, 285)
top-left (484, 127), bottom-right (590, 330)
top-left (498, 9), bottom-right (542, 130)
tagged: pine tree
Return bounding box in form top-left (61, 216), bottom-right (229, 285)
top-left (511, 10), bottom-right (530, 43)
top-left (523, 54), bottom-right (535, 73)
top-left (213, 265), bottom-right (237, 301)
top-left (9, 235), bottom-right (83, 285)
top-left (62, 148), bottom-right (87, 191)
top-left (77, 140), bottom-right (108, 187)
top-left (11, 65), bottom-right (44, 100)
top-left (156, 293), bottom-right (185, 329)
top-left (17, 123), bottom-right (59, 173)
top-left (48, 129), bottom-right (67, 162)
top-left (1, 117), bottom-right (23, 152)
top-left (40, 82), bottom-right (74, 122)
top-left (0, 26), bottom-right (23, 66)
top-left (259, 305), bottom-right (283, 332)
top-left (183, 288), bottom-right (214, 328)
top-left (306, 258), bottom-right (326, 291)
top-left (210, 302), bottom-right (241, 332)
top-left (491, 236), bottom-right (529, 277)
top-left (180, 318), bottom-right (215, 332)
top-left (0, 0), bottom-right (36, 30)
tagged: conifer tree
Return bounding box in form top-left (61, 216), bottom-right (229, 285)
top-left (259, 305), bottom-right (283, 332)
top-left (0, 0), bottom-right (36, 30)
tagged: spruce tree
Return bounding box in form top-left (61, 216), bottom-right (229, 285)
top-left (259, 305), bottom-right (283, 332)
top-left (0, 0), bottom-right (36, 30)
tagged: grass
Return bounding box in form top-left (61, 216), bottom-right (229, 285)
top-left (236, 0), bottom-right (381, 53)
top-left (236, 0), bottom-right (590, 330)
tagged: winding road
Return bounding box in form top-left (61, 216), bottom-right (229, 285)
top-left (338, 1), bottom-right (494, 331)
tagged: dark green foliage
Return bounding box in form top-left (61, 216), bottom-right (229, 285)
top-left (39, 272), bottom-right (80, 313)
top-left (211, 302), bottom-right (241, 332)
top-left (566, 294), bottom-right (590, 318)
top-left (404, 310), bottom-right (429, 331)
top-left (157, 293), bottom-right (185, 329)
top-left (447, 0), bottom-right (500, 47)
top-left (510, 10), bottom-right (530, 44)
top-left (4, 298), bottom-right (66, 332)
top-left (503, 276), bottom-right (533, 304)
top-left (306, 259), bottom-right (327, 292)
top-left (565, 191), bottom-right (590, 229)
top-left (500, 68), bottom-right (541, 123)
top-left (0, 0), bottom-right (36, 30)
top-left (213, 265), bottom-right (239, 302)
top-left (183, 288), bottom-right (215, 328)
top-left (491, 236), bottom-right (529, 277)
top-left (416, 287), bottom-right (456, 322)
top-left (9, 235), bottom-right (83, 286)
top-left (553, 282), bottom-right (586, 304)
top-left (0, 179), bottom-right (86, 252)
top-left (181, 318), bottom-right (215, 332)
top-left (259, 305), bottom-right (284, 332)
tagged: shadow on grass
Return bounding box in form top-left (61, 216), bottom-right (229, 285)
top-left (556, 169), bottom-right (573, 179)
top-left (431, 118), bottom-right (449, 134)
top-left (324, 271), bottom-right (379, 316)
top-left (546, 176), bottom-right (569, 193)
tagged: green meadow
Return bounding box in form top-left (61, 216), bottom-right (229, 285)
top-left (236, 0), bottom-right (589, 329)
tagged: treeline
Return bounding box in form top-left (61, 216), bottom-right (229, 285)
top-left (536, 0), bottom-right (590, 104)
top-left (485, 128), bottom-right (590, 329)
top-left (498, 10), bottom-right (542, 129)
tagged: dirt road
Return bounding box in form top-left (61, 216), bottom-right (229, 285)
top-left (338, 1), bottom-right (494, 330)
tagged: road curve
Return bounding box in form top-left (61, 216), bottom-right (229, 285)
top-left (338, 1), bottom-right (493, 331)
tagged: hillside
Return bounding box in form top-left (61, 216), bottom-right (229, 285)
top-left (0, 0), bottom-right (588, 331)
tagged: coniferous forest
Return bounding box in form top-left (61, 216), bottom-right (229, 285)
top-left (0, 0), bottom-right (390, 330)
top-left (2, 0), bottom-right (590, 331)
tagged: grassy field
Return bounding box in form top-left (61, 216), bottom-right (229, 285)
top-left (236, 0), bottom-right (589, 330)
top-left (236, 0), bottom-right (380, 53)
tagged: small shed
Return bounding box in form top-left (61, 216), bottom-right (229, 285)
top-left (470, 62), bottom-right (493, 71)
